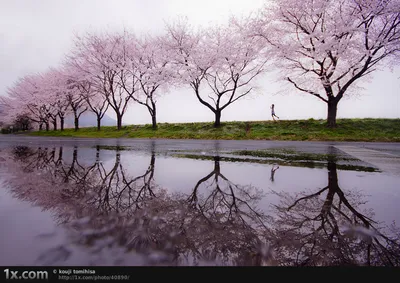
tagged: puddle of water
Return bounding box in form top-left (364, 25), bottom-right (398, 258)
top-left (0, 145), bottom-right (399, 266)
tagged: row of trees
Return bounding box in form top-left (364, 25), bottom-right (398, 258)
top-left (1, 0), bottom-right (399, 129)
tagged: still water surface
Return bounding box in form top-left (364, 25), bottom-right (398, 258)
top-left (0, 142), bottom-right (399, 266)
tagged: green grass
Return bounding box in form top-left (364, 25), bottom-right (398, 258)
top-left (28, 118), bottom-right (400, 142)
top-left (230, 149), bottom-right (355, 162)
top-left (171, 153), bottom-right (379, 172)
top-left (92, 145), bottom-right (133, 151)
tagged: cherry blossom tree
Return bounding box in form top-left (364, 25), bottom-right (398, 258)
top-left (253, 0), bottom-right (400, 127)
top-left (54, 96), bottom-right (70, 131)
top-left (41, 68), bottom-right (71, 131)
top-left (5, 74), bottom-right (51, 130)
top-left (79, 80), bottom-right (109, 131)
top-left (0, 96), bottom-right (20, 127)
top-left (165, 18), bottom-right (218, 125)
top-left (0, 98), bottom-right (32, 131)
top-left (204, 19), bottom-right (268, 127)
top-left (60, 56), bottom-right (109, 131)
top-left (35, 74), bottom-right (59, 131)
top-left (124, 35), bottom-right (174, 129)
top-left (59, 78), bottom-right (88, 131)
top-left (67, 31), bottom-right (134, 131)
top-left (38, 72), bottom-right (61, 131)
top-left (166, 17), bottom-right (268, 127)
top-left (14, 114), bottom-right (32, 131)
top-left (60, 67), bottom-right (91, 131)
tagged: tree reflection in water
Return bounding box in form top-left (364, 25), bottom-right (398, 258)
top-left (268, 158), bottom-right (400, 266)
top-left (185, 155), bottom-right (268, 265)
top-left (2, 146), bottom-right (400, 266)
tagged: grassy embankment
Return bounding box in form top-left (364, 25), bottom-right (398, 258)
top-left (29, 118), bottom-right (400, 142)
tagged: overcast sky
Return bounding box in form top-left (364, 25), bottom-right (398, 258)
top-left (0, 0), bottom-right (399, 125)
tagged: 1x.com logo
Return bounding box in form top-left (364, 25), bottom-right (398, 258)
top-left (4, 269), bottom-right (48, 281)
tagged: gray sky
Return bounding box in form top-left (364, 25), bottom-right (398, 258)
top-left (1, 0), bottom-right (399, 124)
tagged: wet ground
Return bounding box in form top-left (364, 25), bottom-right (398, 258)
top-left (0, 136), bottom-right (399, 266)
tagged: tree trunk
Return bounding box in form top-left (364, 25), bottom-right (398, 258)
top-left (214, 110), bottom-right (221, 128)
top-left (45, 122), bottom-right (49, 131)
top-left (151, 114), bottom-right (157, 130)
top-left (150, 103), bottom-right (157, 130)
top-left (60, 117), bottom-right (64, 131)
top-left (74, 116), bottom-right (79, 131)
top-left (117, 114), bottom-right (122, 131)
top-left (53, 117), bottom-right (57, 131)
top-left (327, 100), bottom-right (338, 128)
top-left (97, 116), bottom-right (101, 131)
top-left (39, 123), bottom-right (43, 131)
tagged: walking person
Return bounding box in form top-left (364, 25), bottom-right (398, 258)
top-left (271, 104), bottom-right (279, 121)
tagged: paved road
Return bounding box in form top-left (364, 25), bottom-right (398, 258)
top-left (335, 145), bottom-right (400, 175)
top-left (1, 135), bottom-right (400, 175)
top-left (1, 134), bottom-right (400, 154)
